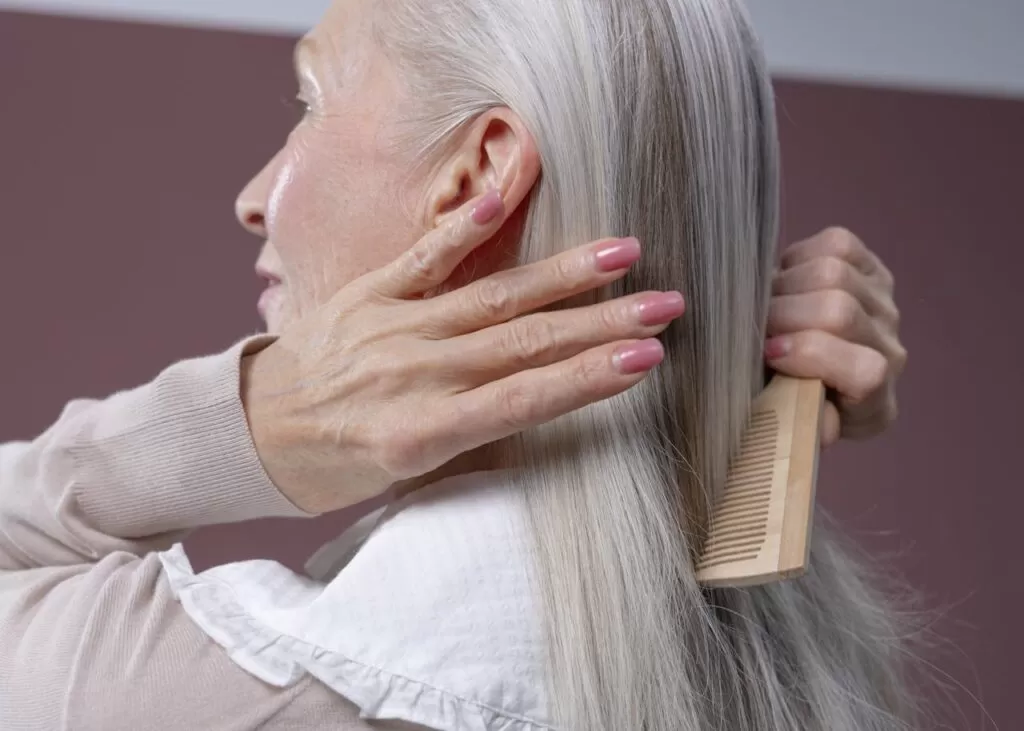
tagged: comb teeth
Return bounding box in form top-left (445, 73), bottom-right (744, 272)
top-left (695, 411), bottom-right (778, 571)
top-left (696, 377), bottom-right (824, 588)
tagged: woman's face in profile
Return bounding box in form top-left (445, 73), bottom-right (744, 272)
top-left (235, 0), bottom-right (424, 334)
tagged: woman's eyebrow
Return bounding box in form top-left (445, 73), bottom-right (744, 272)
top-left (292, 36), bottom-right (320, 80)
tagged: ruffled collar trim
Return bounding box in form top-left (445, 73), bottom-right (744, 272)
top-left (159, 471), bottom-right (553, 731)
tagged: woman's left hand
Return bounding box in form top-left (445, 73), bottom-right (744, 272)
top-left (764, 227), bottom-right (908, 447)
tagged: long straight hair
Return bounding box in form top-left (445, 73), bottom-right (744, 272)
top-left (376, 1), bottom-right (920, 728)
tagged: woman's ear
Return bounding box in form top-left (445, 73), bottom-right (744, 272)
top-left (425, 108), bottom-right (541, 228)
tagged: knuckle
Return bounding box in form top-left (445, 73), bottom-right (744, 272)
top-left (496, 383), bottom-right (537, 428)
top-left (822, 290), bottom-right (861, 333)
top-left (823, 225), bottom-right (853, 239)
top-left (851, 352), bottom-right (888, 401)
top-left (404, 242), bottom-right (442, 282)
top-left (881, 302), bottom-right (901, 329)
top-left (892, 344), bottom-right (909, 374)
top-left (472, 279), bottom-right (515, 321)
top-left (417, 314), bottom-right (451, 341)
top-left (570, 352), bottom-right (606, 393)
top-left (597, 301), bottom-right (628, 333)
top-left (829, 228), bottom-right (870, 264)
top-left (504, 318), bottom-right (558, 364)
top-left (443, 212), bottom-right (471, 241)
top-left (875, 261), bottom-right (896, 289)
top-left (822, 226), bottom-right (858, 253)
top-left (789, 330), bottom-right (824, 362)
top-left (814, 257), bottom-right (850, 289)
top-left (553, 253), bottom-right (582, 287)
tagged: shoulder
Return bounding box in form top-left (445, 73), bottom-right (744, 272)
top-left (160, 470), bottom-right (555, 730)
top-left (0, 552), bottom-right (358, 731)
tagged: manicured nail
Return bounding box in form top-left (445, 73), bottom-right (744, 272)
top-left (636, 291), bottom-right (685, 326)
top-left (471, 190), bottom-right (504, 225)
top-left (764, 336), bottom-right (791, 360)
top-left (613, 339), bottom-right (665, 375)
top-left (594, 237), bottom-right (641, 273)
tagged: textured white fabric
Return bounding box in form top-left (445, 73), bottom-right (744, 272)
top-left (159, 470), bottom-right (553, 731)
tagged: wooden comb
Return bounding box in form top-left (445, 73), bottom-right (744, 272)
top-left (695, 377), bottom-right (826, 588)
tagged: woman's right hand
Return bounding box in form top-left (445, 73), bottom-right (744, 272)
top-left (240, 191), bottom-right (685, 514)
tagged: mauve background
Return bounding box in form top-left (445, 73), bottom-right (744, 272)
top-left (1, 10), bottom-right (1020, 729)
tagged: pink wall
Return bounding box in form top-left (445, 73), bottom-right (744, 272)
top-left (2, 10), bottom-right (1020, 729)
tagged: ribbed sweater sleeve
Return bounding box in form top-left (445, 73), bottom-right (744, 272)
top-left (0, 335), bottom-right (308, 571)
top-left (0, 340), bottom-right (430, 729)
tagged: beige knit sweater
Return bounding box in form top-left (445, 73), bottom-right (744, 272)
top-left (0, 337), bottom-right (429, 730)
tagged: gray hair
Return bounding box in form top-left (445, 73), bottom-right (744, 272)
top-left (376, 0), bottom-right (921, 728)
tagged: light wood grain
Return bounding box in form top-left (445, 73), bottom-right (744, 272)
top-left (696, 377), bottom-right (825, 588)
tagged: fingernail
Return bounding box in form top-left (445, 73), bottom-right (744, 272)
top-left (614, 339), bottom-right (665, 375)
top-left (765, 336), bottom-right (791, 360)
top-left (471, 190), bottom-right (504, 225)
top-left (594, 237), bottom-right (641, 273)
top-left (636, 291), bottom-right (685, 326)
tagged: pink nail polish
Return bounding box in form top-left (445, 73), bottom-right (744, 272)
top-left (613, 339), bottom-right (665, 375)
top-left (471, 190), bottom-right (504, 225)
top-left (764, 337), bottom-right (791, 360)
top-left (594, 237), bottom-right (641, 273)
top-left (636, 292), bottom-right (686, 326)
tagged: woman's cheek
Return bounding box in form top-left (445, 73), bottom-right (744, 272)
top-left (267, 145), bottom-right (323, 257)
top-left (259, 147), bottom-right (319, 317)
top-left (266, 144), bottom-right (302, 236)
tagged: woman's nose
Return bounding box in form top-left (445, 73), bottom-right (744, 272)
top-left (235, 156), bottom-right (278, 238)
top-left (236, 200), bottom-right (266, 237)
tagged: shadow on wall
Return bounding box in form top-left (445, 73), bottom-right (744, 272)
top-left (0, 10), bottom-right (1020, 730)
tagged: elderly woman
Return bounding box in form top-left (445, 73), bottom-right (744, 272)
top-left (0, 0), bottom-right (910, 729)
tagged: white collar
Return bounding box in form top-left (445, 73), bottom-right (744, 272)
top-left (160, 470), bottom-right (553, 731)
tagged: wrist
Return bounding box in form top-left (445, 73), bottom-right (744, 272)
top-left (240, 345), bottom-right (322, 514)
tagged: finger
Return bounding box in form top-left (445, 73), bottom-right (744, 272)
top-left (426, 236), bottom-right (642, 336)
top-left (451, 338), bottom-right (664, 450)
top-left (820, 402), bottom-right (842, 448)
top-left (372, 190), bottom-right (507, 298)
top-left (768, 289), bottom-right (886, 354)
top-left (771, 256), bottom-right (898, 324)
top-left (769, 288), bottom-right (905, 366)
top-left (780, 227), bottom-right (890, 285)
top-left (764, 330), bottom-right (888, 405)
top-left (445, 290), bottom-right (685, 384)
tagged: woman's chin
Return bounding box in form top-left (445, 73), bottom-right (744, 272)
top-left (257, 286), bottom-right (290, 334)
top-left (263, 312), bottom-right (286, 335)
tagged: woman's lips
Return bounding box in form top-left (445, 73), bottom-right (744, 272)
top-left (257, 283), bottom-right (283, 320)
top-left (255, 264), bottom-right (283, 321)
top-left (255, 263), bottom-right (282, 286)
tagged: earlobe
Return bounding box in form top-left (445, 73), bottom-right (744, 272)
top-left (426, 108), bottom-right (540, 228)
